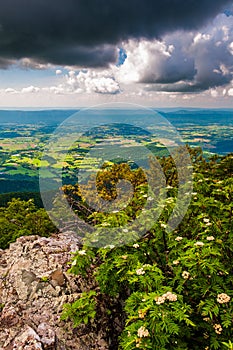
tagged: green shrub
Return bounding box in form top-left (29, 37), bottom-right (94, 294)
top-left (61, 291), bottom-right (97, 327)
top-left (0, 198), bottom-right (58, 249)
top-left (62, 150), bottom-right (233, 349)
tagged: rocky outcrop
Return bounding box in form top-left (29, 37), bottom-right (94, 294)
top-left (0, 232), bottom-right (109, 350)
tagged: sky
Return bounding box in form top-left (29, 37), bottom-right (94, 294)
top-left (0, 0), bottom-right (233, 108)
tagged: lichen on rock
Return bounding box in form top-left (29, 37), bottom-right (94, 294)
top-left (0, 232), bottom-right (109, 350)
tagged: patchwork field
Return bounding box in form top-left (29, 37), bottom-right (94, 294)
top-left (0, 109), bottom-right (232, 197)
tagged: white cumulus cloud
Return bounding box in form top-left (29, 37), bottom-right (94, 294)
top-left (116, 13), bottom-right (233, 93)
top-left (5, 88), bottom-right (18, 94)
top-left (116, 39), bottom-right (195, 85)
top-left (64, 70), bottom-right (120, 94)
top-left (21, 86), bottom-right (40, 93)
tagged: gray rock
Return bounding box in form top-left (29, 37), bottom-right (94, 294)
top-left (11, 326), bottom-right (43, 350)
top-left (37, 323), bottom-right (56, 348)
top-left (0, 232), bottom-right (108, 349)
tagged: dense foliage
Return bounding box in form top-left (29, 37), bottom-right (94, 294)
top-left (0, 191), bottom-right (43, 208)
top-left (0, 198), bottom-right (58, 249)
top-left (62, 148), bottom-right (233, 350)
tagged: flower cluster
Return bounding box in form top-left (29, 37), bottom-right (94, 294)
top-left (213, 324), bottom-right (223, 334)
top-left (136, 268), bottom-right (145, 275)
top-left (163, 291), bottom-right (178, 302)
top-left (175, 236), bottom-right (183, 241)
top-left (217, 293), bottom-right (231, 304)
top-left (194, 241), bottom-right (204, 247)
top-left (138, 309), bottom-right (147, 319)
top-left (71, 259), bottom-right (77, 266)
top-left (78, 250), bottom-right (86, 255)
top-left (203, 218), bottom-right (212, 226)
top-left (182, 271), bottom-right (190, 279)
top-left (203, 218), bottom-right (210, 223)
top-left (137, 326), bottom-right (150, 338)
top-left (173, 260), bottom-right (180, 265)
top-left (155, 296), bottom-right (166, 305)
top-left (155, 291), bottom-right (177, 305)
top-left (206, 236), bottom-right (215, 241)
top-left (160, 223), bottom-right (167, 229)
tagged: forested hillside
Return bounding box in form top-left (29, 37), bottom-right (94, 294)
top-left (0, 147), bottom-right (232, 349)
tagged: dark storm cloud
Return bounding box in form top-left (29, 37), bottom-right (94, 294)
top-left (0, 0), bottom-right (231, 67)
top-left (121, 13), bottom-right (233, 93)
top-left (146, 77), bottom-right (231, 93)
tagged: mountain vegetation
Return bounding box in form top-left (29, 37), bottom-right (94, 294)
top-left (0, 147), bottom-right (232, 349)
top-left (61, 147), bottom-right (233, 350)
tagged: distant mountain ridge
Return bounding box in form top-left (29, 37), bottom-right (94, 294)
top-left (0, 108), bottom-right (232, 126)
top-left (0, 110), bottom-right (78, 124)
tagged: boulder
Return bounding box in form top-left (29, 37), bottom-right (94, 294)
top-left (0, 232), bottom-right (109, 350)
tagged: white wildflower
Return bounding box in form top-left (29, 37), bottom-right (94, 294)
top-left (138, 309), bottom-right (147, 319)
top-left (133, 243), bottom-right (140, 248)
top-left (71, 259), bottom-right (77, 266)
top-left (137, 326), bottom-right (149, 338)
top-left (163, 291), bottom-right (177, 302)
top-left (194, 241), bottom-right (204, 247)
top-left (203, 218), bottom-right (210, 223)
top-left (182, 271), bottom-right (190, 279)
top-left (217, 293), bottom-right (231, 304)
top-left (78, 250), bottom-right (86, 255)
top-left (122, 228), bottom-right (128, 233)
top-left (160, 223), bottom-right (167, 229)
top-left (206, 236), bottom-right (215, 241)
top-left (136, 268), bottom-right (145, 275)
top-left (155, 296), bottom-right (166, 305)
top-left (213, 324), bottom-right (222, 334)
top-left (175, 236), bottom-right (183, 241)
top-left (173, 260), bottom-right (180, 265)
